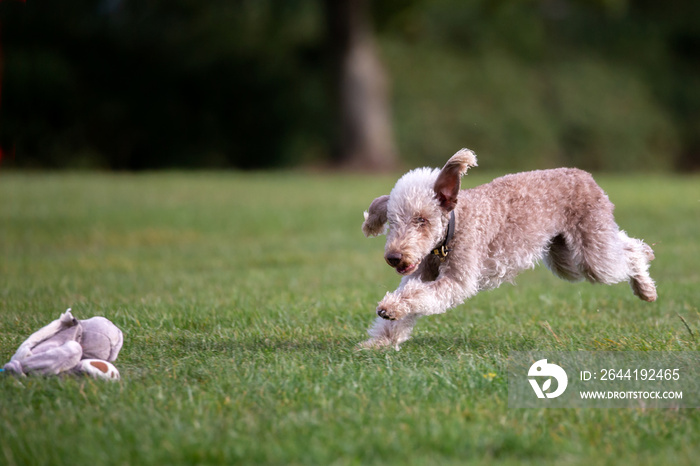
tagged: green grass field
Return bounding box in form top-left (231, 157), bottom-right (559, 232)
top-left (1, 171), bottom-right (699, 465)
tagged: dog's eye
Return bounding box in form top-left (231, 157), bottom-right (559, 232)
top-left (415, 216), bottom-right (427, 225)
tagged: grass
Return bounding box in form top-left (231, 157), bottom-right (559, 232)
top-left (1, 170), bottom-right (699, 465)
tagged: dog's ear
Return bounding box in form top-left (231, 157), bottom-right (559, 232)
top-left (362, 195), bottom-right (390, 237)
top-left (434, 148), bottom-right (477, 212)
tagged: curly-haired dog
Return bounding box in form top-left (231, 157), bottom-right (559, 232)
top-left (360, 149), bottom-right (656, 349)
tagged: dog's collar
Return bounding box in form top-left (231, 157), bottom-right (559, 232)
top-left (432, 211), bottom-right (456, 262)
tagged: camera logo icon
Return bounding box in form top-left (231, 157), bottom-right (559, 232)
top-left (528, 359), bottom-right (568, 399)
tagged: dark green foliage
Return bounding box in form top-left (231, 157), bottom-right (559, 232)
top-left (0, 0), bottom-right (698, 170)
top-left (0, 1), bottom-right (329, 169)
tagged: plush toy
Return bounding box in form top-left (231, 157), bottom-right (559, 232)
top-left (3, 309), bottom-right (123, 381)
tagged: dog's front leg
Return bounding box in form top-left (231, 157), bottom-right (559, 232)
top-left (358, 314), bottom-right (419, 350)
top-left (376, 276), bottom-right (470, 321)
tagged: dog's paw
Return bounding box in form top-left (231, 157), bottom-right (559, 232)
top-left (356, 337), bottom-right (393, 350)
top-left (376, 297), bottom-right (409, 321)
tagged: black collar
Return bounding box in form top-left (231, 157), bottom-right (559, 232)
top-left (432, 210), bottom-right (455, 262)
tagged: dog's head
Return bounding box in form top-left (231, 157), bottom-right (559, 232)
top-left (362, 149), bottom-right (477, 275)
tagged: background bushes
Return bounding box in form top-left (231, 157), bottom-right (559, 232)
top-left (0, 0), bottom-right (697, 171)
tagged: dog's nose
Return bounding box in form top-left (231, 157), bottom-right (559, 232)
top-left (385, 253), bottom-right (402, 268)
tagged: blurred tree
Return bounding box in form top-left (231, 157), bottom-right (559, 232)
top-left (324, 0), bottom-right (397, 170)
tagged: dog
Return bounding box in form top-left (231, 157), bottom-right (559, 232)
top-left (359, 149), bottom-right (656, 349)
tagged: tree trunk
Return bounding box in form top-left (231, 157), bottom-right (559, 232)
top-left (325, 0), bottom-right (398, 171)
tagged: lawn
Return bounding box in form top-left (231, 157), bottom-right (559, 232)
top-left (1, 170), bottom-right (699, 465)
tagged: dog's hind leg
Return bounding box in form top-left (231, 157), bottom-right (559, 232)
top-left (619, 231), bottom-right (657, 302)
top-left (566, 219), bottom-right (657, 302)
top-left (543, 234), bottom-right (585, 282)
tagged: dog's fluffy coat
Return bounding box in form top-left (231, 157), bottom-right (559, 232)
top-left (360, 149), bottom-right (656, 349)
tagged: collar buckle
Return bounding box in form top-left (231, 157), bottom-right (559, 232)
top-left (432, 245), bottom-right (451, 262)
top-left (432, 211), bottom-right (456, 263)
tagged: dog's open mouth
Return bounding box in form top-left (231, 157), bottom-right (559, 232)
top-left (396, 262), bottom-right (419, 275)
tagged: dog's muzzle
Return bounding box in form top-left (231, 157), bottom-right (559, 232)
top-left (385, 253), bottom-right (419, 275)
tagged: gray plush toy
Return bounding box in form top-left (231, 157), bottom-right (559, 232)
top-left (3, 309), bottom-right (123, 381)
